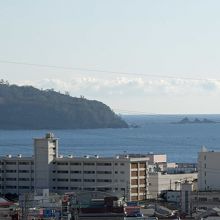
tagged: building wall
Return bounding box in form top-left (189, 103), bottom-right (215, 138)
top-left (198, 151), bottom-right (220, 191)
top-left (148, 172), bottom-right (197, 199)
top-left (130, 160), bottom-right (148, 201)
top-left (0, 155), bottom-right (149, 201)
top-left (180, 182), bottom-right (194, 214)
top-left (0, 134), bottom-right (151, 200)
top-left (34, 133), bottom-right (58, 190)
top-left (191, 191), bottom-right (220, 212)
top-left (51, 157), bottom-right (131, 199)
top-left (147, 154), bottom-right (167, 164)
top-left (165, 190), bottom-right (180, 204)
top-left (0, 156), bottom-right (34, 195)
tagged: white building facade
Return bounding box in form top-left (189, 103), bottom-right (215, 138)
top-left (198, 147), bottom-right (220, 191)
top-left (180, 147), bottom-right (220, 215)
top-left (0, 133), bottom-right (149, 201)
top-left (148, 172), bottom-right (197, 199)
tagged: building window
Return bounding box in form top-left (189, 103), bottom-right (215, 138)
top-left (84, 187), bottom-right (95, 191)
top-left (70, 162), bottom-right (81, 166)
top-left (57, 162), bottom-right (68, 165)
top-left (6, 186), bottom-right (17, 189)
top-left (120, 171), bottom-right (125, 174)
top-left (97, 163), bottom-right (112, 166)
top-left (6, 170), bottom-right (17, 173)
top-left (6, 162), bottom-right (16, 165)
top-left (131, 171), bottom-right (138, 177)
top-left (70, 187), bottom-right (81, 190)
top-left (19, 170), bottom-right (29, 173)
top-left (57, 187), bottom-right (68, 190)
top-left (97, 187), bottom-right (112, 191)
top-left (131, 179), bottom-right (138, 185)
top-left (97, 179), bottom-right (112, 182)
top-left (57, 170), bottom-right (68, 173)
top-left (19, 178), bottom-right (30, 181)
top-left (120, 163), bottom-right (125, 166)
top-left (97, 171), bottom-right (112, 174)
top-left (19, 162), bottom-right (29, 165)
top-left (57, 178), bottom-right (68, 182)
top-left (70, 179), bottom-right (81, 182)
top-left (131, 163), bottom-right (138, 169)
top-left (84, 163), bottom-right (95, 166)
top-left (19, 186), bottom-right (30, 189)
top-left (199, 197), bottom-right (207, 202)
top-left (70, 171), bottom-right (81, 174)
top-left (84, 171), bottom-right (95, 174)
top-left (84, 179), bottom-right (95, 182)
top-left (6, 178), bottom-right (17, 181)
top-left (140, 163), bottom-right (146, 168)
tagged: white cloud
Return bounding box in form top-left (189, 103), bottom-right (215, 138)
top-left (17, 77), bottom-right (220, 98)
top-left (15, 77), bottom-right (220, 114)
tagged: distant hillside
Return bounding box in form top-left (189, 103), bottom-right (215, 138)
top-left (0, 83), bottom-right (128, 129)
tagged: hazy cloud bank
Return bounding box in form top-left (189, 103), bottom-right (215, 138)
top-left (18, 77), bottom-right (220, 98)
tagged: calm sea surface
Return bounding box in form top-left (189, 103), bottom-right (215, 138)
top-left (0, 115), bottom-right (220, 163)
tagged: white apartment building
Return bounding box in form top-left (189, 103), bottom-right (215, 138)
top-left (0, 133), bottom-right (149, 201)
top-left (198, 146), bottom-right (220, 191)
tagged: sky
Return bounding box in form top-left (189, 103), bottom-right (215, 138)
top-left (1, 1), bottom-right (220, 114)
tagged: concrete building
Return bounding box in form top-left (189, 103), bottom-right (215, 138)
top-left (148, 172), bottom-right (197, 199)
top-left (180, 147), bottom-right (220, 216)
top-left (0, 155), bottom-right (34, 195)
top-left (180, 181), bottom-right (220, 216)
top-left (191, 191), bottom-right (220, 212)
top-left (0, 133), bottom-right (149, 201)
top-left (34, 132), bottom-right (58, 190)
top-left (198, 146), bottom-right (220, 191)
top-left (181, 181), bottom-right (194, 215)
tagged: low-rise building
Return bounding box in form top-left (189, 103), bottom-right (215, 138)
top-left (148, 172), bottom-right (197, 199)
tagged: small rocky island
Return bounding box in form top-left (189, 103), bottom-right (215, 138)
top-left (175, 117), bottom-right (216, 124)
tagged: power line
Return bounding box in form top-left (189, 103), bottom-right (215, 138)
top-left (0, 60), bottom-right (218, 81)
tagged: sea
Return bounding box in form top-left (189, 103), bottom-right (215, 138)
top-left (0, 115), bottom-right (220, 163)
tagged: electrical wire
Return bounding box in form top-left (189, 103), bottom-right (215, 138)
top-left (0, 60), bottom-right (219, 81)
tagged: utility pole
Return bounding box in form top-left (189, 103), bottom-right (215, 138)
top-left (21, 193), bottom-right (29, 220)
